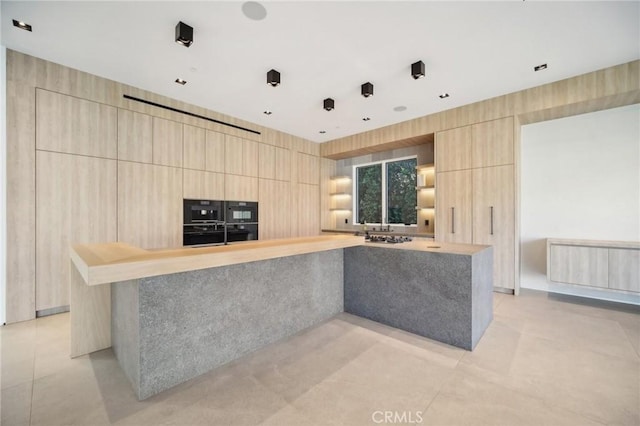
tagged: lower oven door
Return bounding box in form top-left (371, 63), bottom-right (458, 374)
top-left (226, 223), bottom-right (258, 243)
top-left (183, 225), bottom-right (226, 246)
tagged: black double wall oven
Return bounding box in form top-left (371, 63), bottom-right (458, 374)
top-left (183, 199), bottom-right (258, 247)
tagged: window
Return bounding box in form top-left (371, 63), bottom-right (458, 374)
top-left (355, 157), bottom-right (417, 225)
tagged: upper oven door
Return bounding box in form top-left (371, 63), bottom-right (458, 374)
top-left (225, 201), bottom-right (258, 224)
top-left (183, 199), bottom-right (225, 224)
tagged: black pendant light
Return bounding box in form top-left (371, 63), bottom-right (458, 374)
top-left (267, 69), bottom-right (281, 86)
top-left (361, 82), bottom-right (374, 98)
top-left (323, 98), bottom-right (335, 111)
top-left (411, 61), bottom-right (425, 79)
top-left (175, 21), bottom-right (193, 47)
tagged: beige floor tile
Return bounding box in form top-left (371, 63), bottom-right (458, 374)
top-left (422, 371), bottom-right (605, 426)
top-left (0, 381), bottom-right (32, 426)
top-left (290, 341), bottom-right (454, 426)
top-left (258, 404), bottom-right (318, 426)
top-left (505, 333), bottom-right (639, 425)
top-left (1, 357), bottom-right (34, 390)
top-left (253, 325), bottom-right (379, 403)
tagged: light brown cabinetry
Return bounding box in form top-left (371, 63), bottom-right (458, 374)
top-left (183, 125), bottom-right (206, 170)
top-left (298, 184), bottom-right (320, 236)
top-left (183, 169), bottom-right (225, 200)
top-left (152, 117), bottom-right (183, 167)
top-left (118, 161), bottom-right (182, 249)
top-left (435, 117), bottom-right (515, 290)
top-left (36, 89), bottom-right (117, 158)
top-left (117, 109), bottom-right (152, 163)
top-left (435, 170), bottom-right (473, 244)
top-left (435, 126), bottom-right (472, 172)
top-left (225, 174), bottom-right (258, 201)
top-left (472, 165), bottom-right (515, 289)
top-left (36, 151), bottom-right (117, 310)
top-left (205, 130), bottom-right (226, 173)
top-left (259, 179), bottom-right (292, 239)
top-left (275, 147), bottom-right (292, 181)
top-left (259, 144), bottom-right (276, 179)
top-left (225, 135), bottom-right (258, 177)
top-left (547, 240), bottom-right (640, 293)
top-left (298, 152), bottom-right (320, 185)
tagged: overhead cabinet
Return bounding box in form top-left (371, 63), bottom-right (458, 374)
top-left (435, 117), bottom-right (515, 290)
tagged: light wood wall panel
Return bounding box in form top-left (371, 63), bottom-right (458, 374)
top-left (36, 89), bottom-right (117, 158)
top-left (275, 147), bottom-right (291, 181)
top-left (225, 174), bottom-right (258, 201)
top-left (117, 109), bottom-right (152, 163)
top-left (118, 162), bottom-right (183, 249)
top-left (472, 117), bottom-right (514, 168)
top-left (298, 184), bottom-right (320, 237)
top-left (205, 130), bottom-right (225, 173)
top-left (183, 125), bottom-right (206, 170)
top-left (435, 170), bottom-right (473, 243)
top-left (225, 135), bottom-right (244, 175)
top-left (435, 126), bottom-right (472, 172)
top-left (152, 117), bottom-right (183, 167)
top-left (259, 143), bottom-right (276, 179)
top-left (259, 179), bottom-right (292, 240)
top-left (244, 140), bottom-right (259, 178)
top-left (297, 152), bottom-right (320, 184)
top-left (183, 169), bottom-right (225, 201)
top-left (6, 79), bottom-right (37, 323)
top-left (36, 151), bottom-right (117, 310)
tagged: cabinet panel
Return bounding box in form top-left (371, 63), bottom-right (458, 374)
top-left (118, 161), bottom-right (182, 249)
top-left (205, 130), bottom-right (226, 173)
top-left (36, 89), bottom-right (117, 158)
top-left (183, 125), bottom-right (205, 170)
top-left (472, 117), bottom-right (514, 168)
top-left (225, 135), bottom-right (244, 175)
top-left (152, 117), bottom-right (183, 167)
top-left (549, 245), bottom-right (609, 288)
top-left (36, 151), bottom-right (117, 310)
top-left (435, 170), bottom-right (472, 243)
top-left (118, 109), bottom-right (152, 163)
top-left (435, 126), bottom-right (472, 172)
top-left (244, 140), bottom-right (259, 177)
top-left (259, 144), bottom-right (276, 179)
top-left (298, 152), bottom-right (320, 184)
top-left (298, 184), bottom-right (320, 237)
top-left (259, 179), bottom-right (292, 240)
top-left (225, 174), bottom-right (258, 201)
top-left (609, 249), bottom-right (640, 292)
top-left (183, 169), bottom-right (225, 201)
top-left (275, 147), bottom-right (291, 181)
top-left (472, 165), bottom-right (515, 289)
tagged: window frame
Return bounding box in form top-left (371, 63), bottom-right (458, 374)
top-left (352, 155), bottom-right (417, 227)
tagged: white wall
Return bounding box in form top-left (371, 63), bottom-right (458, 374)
top-left (520, 104), bottom-right (640, 304)
top-left (1, 44), bottom-right (6, 324)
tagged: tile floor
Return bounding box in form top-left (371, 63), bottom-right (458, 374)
top-left (1, 290), bottom-right (639, 426)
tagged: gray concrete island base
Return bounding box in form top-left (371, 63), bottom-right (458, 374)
top-left (112, 249), bottom-right (343, 400)
top-left (344, 245), bottom-right (493, 350)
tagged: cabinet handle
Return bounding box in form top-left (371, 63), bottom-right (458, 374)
top-left (490, 206), bottom-right (494, 235)
top-left (451, 207), bottom-right (455, 234)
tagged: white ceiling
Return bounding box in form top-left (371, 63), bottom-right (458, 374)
top-left (1, 1), bottom-right (638, 143)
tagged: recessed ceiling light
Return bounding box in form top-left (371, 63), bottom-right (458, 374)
top-left (362, 117), bottom-right (371, 121)
top-left (242, 1), bottom-right (268, 21)
top-left (439, 93), bottom-right (450, 99)
top-left (12, 20), bottom-right (32, 32)
top-left (319, 130), bottom-right (327, 134)
top-left (175, 78), bottom-right (187, 85)
top-left (534, 63), bottom-right (548, 72)
top-left (263, 110), bottom-right (272, 115)
top-left (393, 106), bottom-right (407, 112)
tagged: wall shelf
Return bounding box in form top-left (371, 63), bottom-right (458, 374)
top-left (329, 192), bottom-right (350, 196)
top-left (416, 163), bottom-right (435, 171)
top-left (416, 185), bottom-right (435, 191)
top-left (330, 208), bottom-right (352, 212)
top-left (415, 206), bottom-right (435, 210)
top-left (330, 175), bottom-right (351, 181)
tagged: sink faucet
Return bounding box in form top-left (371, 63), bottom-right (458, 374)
top-left (382, 217), bottom-right (391, 232)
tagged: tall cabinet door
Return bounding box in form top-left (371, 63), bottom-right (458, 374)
top-left (472, 165), bottom-right (515, 289)
top-left (435, 126), bottom-right (472, 172)
top-left (435, 170), bottom-right (472, 243)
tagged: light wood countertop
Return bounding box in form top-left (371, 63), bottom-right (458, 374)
top-left (71, 235), bottom-right (490, 286)
top-left (547, 238), bottom-right (640, 250)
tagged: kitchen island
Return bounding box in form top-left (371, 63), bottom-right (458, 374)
top-left (70, 235), bottom-right (492, 399)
